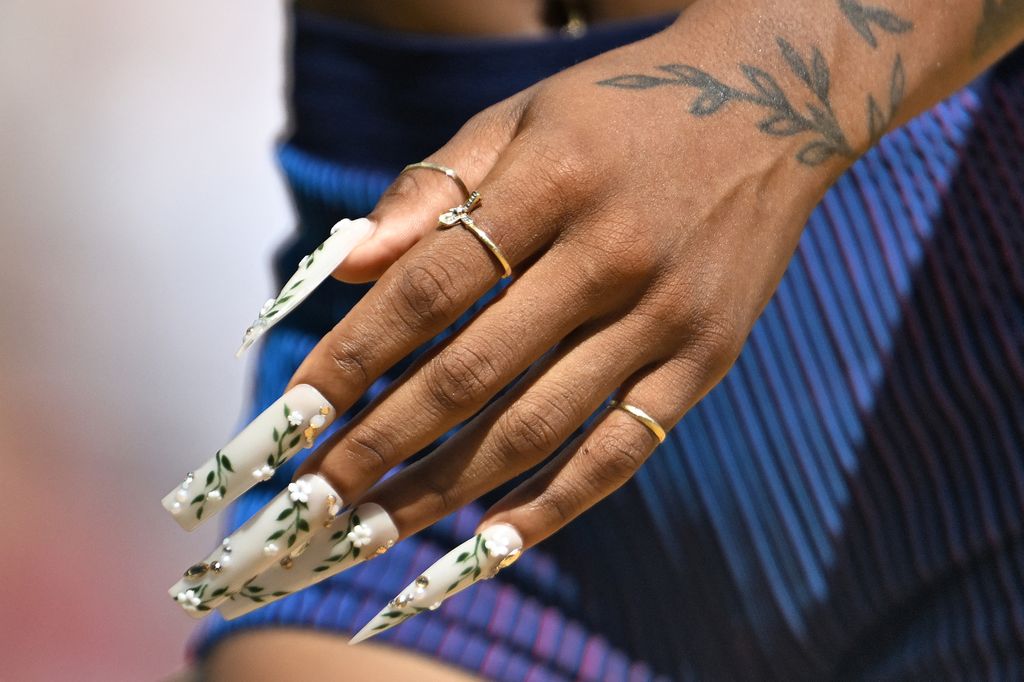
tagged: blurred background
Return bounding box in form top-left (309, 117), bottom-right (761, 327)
top-left (1, 1), bottom-right (291, 678)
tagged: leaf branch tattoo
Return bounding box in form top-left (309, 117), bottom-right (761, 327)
top-left (839, 0), bottom-right (914, 48)
top-left (600, 38), bottom-right (866, 165)
top-left (598, 0), bottom-right (914, 168)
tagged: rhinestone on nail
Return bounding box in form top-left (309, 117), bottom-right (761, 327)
top-left (414, 576), bottom-right (429, 591)
top-left (184, 563), bottom-right (210, 579)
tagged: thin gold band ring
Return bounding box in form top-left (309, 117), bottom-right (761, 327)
top-left (437, 191), bottom-right (513, 279)
top-left (608, 400), bottom-right (667, 443)
top-left (401, 161), bottom-right (470, 201)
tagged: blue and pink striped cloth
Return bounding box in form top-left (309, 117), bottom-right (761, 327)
top-left (191, 11), bottom-right (1024, 680)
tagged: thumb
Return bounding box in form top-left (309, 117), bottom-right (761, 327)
top-left (333, 96), bottom-right (526, 283)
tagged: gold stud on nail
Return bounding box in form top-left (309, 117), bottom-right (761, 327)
top-left (497, 548), bottom-right (522, 570)
top-left (184, 563), bottom-right (210, 579)
top-left (279, 556), bottom-right (294, 570)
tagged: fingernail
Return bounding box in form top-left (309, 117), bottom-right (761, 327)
top-left (218, 503), bottom-right (399, 620)
top-left (237, 217), bottom-right (374, 356)
top-left (168, 473), bottom-right (341, 618)
top-left (349, 523), bottom-right (523, 644)
top-left (162, 384), bottom-right (335, 530)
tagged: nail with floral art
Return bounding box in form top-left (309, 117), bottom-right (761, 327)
top-left (218, 503), bottom-right (399, 620)
top-left (349, 524), bottom-right (523, 644)
top-left (161, 384), bottom-right (335, 531)
top-left (237, 217), bottom-right (374, 356)
top-left (168, 474), bottom-right (342, 618)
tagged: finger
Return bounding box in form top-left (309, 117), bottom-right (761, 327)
top-left (161, 384), bottom-right (337, 530)
top-left (335, 96), bottom-right (526, 283)
top-left (285, 132), bottom-right (587, 442)
top-left (349, 357), bottom-right (699, 643)
top-left (168, 473), bottom-right (342, 618)
top-left (234, 97), bottom-right (525, 355)
top-left (229, 314), bottom-right (662, 621)
top-left (484, 355), bottom-right (706, 544)
top-left (295, 238), bottom-right (637, 501)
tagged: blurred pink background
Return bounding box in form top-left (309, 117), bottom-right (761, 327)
top-left (1, 2), bottom-right (292, 679)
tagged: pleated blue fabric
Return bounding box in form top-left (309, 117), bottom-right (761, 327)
top-left (190, 11), bottom-right (1024, 680)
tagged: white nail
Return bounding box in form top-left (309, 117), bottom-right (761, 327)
top-left (218, 503), bottom-right (399, 620)
top-left (237, 217), bottom-right (374, 356)
top-left (349, 524), bottom-right (523, 644)
top-left (161, 384), bottom-right (335, 531)
top-left (168, 474), bottom-right (341, 619)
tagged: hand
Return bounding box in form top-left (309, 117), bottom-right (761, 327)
top-left (166, 5), bottom-right (859, 628)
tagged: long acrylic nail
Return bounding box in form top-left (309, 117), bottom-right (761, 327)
top-left (218, 503), bottom-right (399, 620)
top-left (349, 523), bottom-right (523, 644)
top-left (237, 217), bottom-right (374, 356)
top-left (162, 384), bottom-right (335, 530)
top-left (168, 474), bottom-right (342, 618)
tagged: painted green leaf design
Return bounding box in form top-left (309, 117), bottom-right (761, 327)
top-left (276, 508), bottom-right (294, 521)
top-left (205, 471), bottom-right (215, 485)
top-left (313, 566), bottom-right (329, 573)
top-left (288, 435), bottom-right (301, 448)
top-left (191, 494), bottom-right (205, 504)
top-left (287, 533), bottom-right (297, 547)
top-left (272, 427), bottom-right (280, 442)
top-left (330, 531), bottom-right (345, 541)
top-left (267, 529), bottom-right (285, 541)
top-left (297, 519), bottom-right (310, 532)
top-left (456, 552), bottom-right (469, 562)
top-left (220, 454), bottom-right (234, 472)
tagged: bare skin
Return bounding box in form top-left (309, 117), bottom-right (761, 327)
top-left (201, 1), bottom-right (1024, 678)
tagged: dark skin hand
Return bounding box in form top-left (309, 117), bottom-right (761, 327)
top-left (207, 0), bottom-right (1024, 675)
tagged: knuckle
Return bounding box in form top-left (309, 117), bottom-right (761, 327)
top-left (691, 313), bottom-right (744, 374)
top-left (390, 256), bottom-right (457, 332)
top-left (538, 479), bottom-right (585, 527)
top-left (338, 424), bottom-right (395, 479)
top-left (495, 395), bottom-right (569, 458)
top-left (594, 422), bottom-right (649, 486)
top-left (426, 343), bottom-right (502, 414)
top-left (326, 334), bottom-right (372, 387)
top-left (419, 471), bottom-right (459, 518)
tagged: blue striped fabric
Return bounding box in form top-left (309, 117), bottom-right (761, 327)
top-left (190, 12), bottom-right (1024, 681)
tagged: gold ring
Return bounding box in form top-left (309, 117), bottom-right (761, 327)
top-left (437, 191), bottom-right (513, 279)
top-left (608, 400), bottom-right (667, 443)
top-left (401, 161), bottom-right (470, 200)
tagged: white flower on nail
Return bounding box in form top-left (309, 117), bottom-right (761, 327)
top-left (347, 523), bottom-right (373, 547)
top-left (288, 479), bottom-right (312, 503)
top-left (264, 543), bottom-right (280, 556)
top-left (483, 535), bottom-right (512, 558)
top-left (251, 464), bottom-right (275, 481)
top-left (176, 589), bottom-right (201, 607)
top-left (287, 411), bottom-right (305, 426)
top-left (259, 298), bottom-right (276, 317)
top-left (207, 489), bottom-right (222, 500)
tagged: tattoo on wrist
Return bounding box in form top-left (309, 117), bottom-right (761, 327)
top-left (838, 0), bottom-right (913, 48)
top-left (975, 0), bottom-right (1024, 58)
top-left (597, 1), bottom-right (912, 167)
